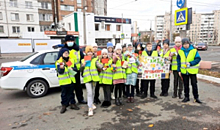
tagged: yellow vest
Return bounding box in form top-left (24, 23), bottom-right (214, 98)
top-left (160, 49), bottom-right (170, 58)
top-left (125, 56), bottom-right (138, 74)
top-left (170, 48), bottom-right (178, 70)
top-left (178, 49), bottom-right (199, 74)
top-left (113, 56), bottom-right (126, 80)
top-left (81, 58), bottom-right (99, 83)
top-left (142, 50), bottom-right (158, 57)
top-left (55, 58), bottom-right (76, 86)
top-left (69, 49), bottom-right (81, 70)
top-left (99, 59), bottom-right (113, 85)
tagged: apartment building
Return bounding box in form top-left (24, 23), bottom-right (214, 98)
top-left (0, 0), bottom-right (40, 38)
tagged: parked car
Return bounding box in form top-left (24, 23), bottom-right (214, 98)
top-left (0, 50), bottom-right (85, 98)
top-left (194, 43), bottom-right (208, 50)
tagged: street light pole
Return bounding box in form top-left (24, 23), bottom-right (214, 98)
top-left (83, 0), bottom-right (87, 45)
top-left (169, 0), bottom-right (173, 42)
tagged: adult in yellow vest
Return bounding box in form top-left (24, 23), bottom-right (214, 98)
top-left (99, 49), bottom-right (113, 108)
top-left (81, 46), bottom-right (104, 116)
top-left (124, 43), bottom-right (139, 103)
top-left (170, 36), bottom-right (184, 99)
top-left (112, 44), bottom-right (126, 106)
top-left (159, 39), bottom-right (171, 97)
top-left (60, 35), bottom-right (87, 104)
top-left (141, 43), bottom-right (158, 99)
top-left (177, 38), bottom-right (202, 104)
top-left (55, 48), bottom-right (80, 114)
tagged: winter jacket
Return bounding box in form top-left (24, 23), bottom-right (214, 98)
top-left (177, 44), bottom-right (201, 73)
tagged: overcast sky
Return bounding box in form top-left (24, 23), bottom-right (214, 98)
top-left (107, 0), bottom-right (220, 31)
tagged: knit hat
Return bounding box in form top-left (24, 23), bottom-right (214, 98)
top-left (92, 43), bottom-right (98, 47)
top-left (65, 35), bottom-right (75, 42)
top-left (175, 36), bottom-right (182, 42)
top-left (163, 39), bottom-right (170, 45)
top-left (101, 49), bottom-right (108, 55)
top-left (85, 46), bottom-right (94, 53)
top-left (107, 42), bottom-right (113, 49)
top-left (182, 38), bottom-right (190, 45)
top-left (115, 44), bottom-right (122, 51)
top-left (126, 42), bottom-right (133, 48)
top-left (57, 48), bottom-right (69, 59)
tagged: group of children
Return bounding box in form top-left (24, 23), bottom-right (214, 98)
top-left (56, 36), bottom-right (202, 117)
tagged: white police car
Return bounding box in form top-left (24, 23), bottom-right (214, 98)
top-left (0, 50), bottom-right (62, 98)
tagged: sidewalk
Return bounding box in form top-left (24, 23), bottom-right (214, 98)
top-left (0, 53), bottom-right (32, 59)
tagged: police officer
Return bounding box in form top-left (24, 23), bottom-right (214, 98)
top-left (58, 35), bottom-right (87, 104)
top-left (177, 38), bottom-right (202, 103)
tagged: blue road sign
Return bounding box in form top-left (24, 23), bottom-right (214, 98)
top-left (176, 0), bottom-right (185, 8)
top-left (175, 8), bottom-right (188, 26)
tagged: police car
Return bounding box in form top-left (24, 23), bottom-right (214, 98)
top-left (0, 50), bottom-right (66, 98)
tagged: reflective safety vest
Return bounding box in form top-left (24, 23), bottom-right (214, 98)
top-left (142, 50), bottom-right (158, 57)
top-left (125, 56), bottom-right (138, 74)
top-left (69, 49), bottom-right (81, 70)
top-left (113, 56), bottom-right (126, 80)
top-left (81, 58), bottom-right (99, 83)
top-left (160, 49), bottom-right (170, 58)
top-left (99, 59), bottom-right (113, 85)
top-left (178, 49), bottom-right (199, 74)
top-left (170, 48), bottom-right (178, 70)
top-left (55, 58), bottom-right (76, 86)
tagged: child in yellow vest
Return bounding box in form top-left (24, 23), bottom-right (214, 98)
top-left (159, 39), bottom-right (171, 97)
top-left (124, 43), bottom-right (140, 103)
top-left (81, 46), bottom-right (103, 116)
top-left (112, 44), bottom-right (126, 106)
top-left (99, 49), bottom-right (113, 108)
top-left (55, 48), bottom-right (80, 114)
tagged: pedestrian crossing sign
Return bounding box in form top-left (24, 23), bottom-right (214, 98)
top-left (175, 8), bottom-right (188, 26)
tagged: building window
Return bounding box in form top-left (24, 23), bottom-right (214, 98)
top-left (68, 23), bottom-right (71, 30)
top-left (39, 14), bottom-right (52, 21)
top-left (95, 24), bottom-right (99, 31)
top-left (40, 26), bottom-right (50, 32)
top-left (0, 26), bottom-right (4, 33)
top-left (77, 0), bottom-right (82, 7)
top-left (12, 26), bottom-right (20, 33)
top-left (116, 25), bottom-right (121, 31)
top-left (11, 13), bottom-right (19, 21)
top-left (25, 1), bottom-right (32, 8)
top-left (60, 5), bottom-right (74, 11)
top-left (28, 27), bottom-right (34, 32)
top-left (77, 9), bottom-right (82, 12)
top-left (26, 14), bottom-right (34, 21)
top-left (40, 2), bottom-right (52, 10)
top-left (105, 24), bottom-right (110, 31)
top-left (0, 12), bottom-right (3, 20)
top-left (10, 0), bottom-right (17, 7)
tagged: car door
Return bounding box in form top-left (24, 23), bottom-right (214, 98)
top-left (40, 51), bottom-right (59, 86)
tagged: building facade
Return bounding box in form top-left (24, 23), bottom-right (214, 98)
top-left (0, 0), bottom-right (40, 38)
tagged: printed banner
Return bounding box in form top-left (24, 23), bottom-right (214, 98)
top-left (138, 56), bottom-right (170, 79)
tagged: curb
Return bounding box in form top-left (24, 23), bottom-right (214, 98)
top-left (197, 74), bottom-right (220, 84)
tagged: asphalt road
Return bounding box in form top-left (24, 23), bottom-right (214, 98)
top-left (199, 46), bottom-right (220, 62)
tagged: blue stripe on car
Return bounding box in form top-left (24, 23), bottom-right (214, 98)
top-left (12, 65), bottom-right (55, 70)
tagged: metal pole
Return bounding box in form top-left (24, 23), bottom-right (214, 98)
top-left (150, 20), bottom-right (152, 43)
top-left (83, 0), bottom-right (87, 45)
top-left (169, 0), bottom-right (173, 42)
top-left (121, 13), bottom-right (123, 45)
top-left (4, 0), bottom-right (9, 37)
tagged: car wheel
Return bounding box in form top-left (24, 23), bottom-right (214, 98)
top-left (26, 79), bottom-right (49, 98)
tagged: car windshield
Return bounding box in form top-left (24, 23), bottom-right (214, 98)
top-left (20, 52), bottom-right (38, 62)
top-left (198, 43), bottom-right (205, 45)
